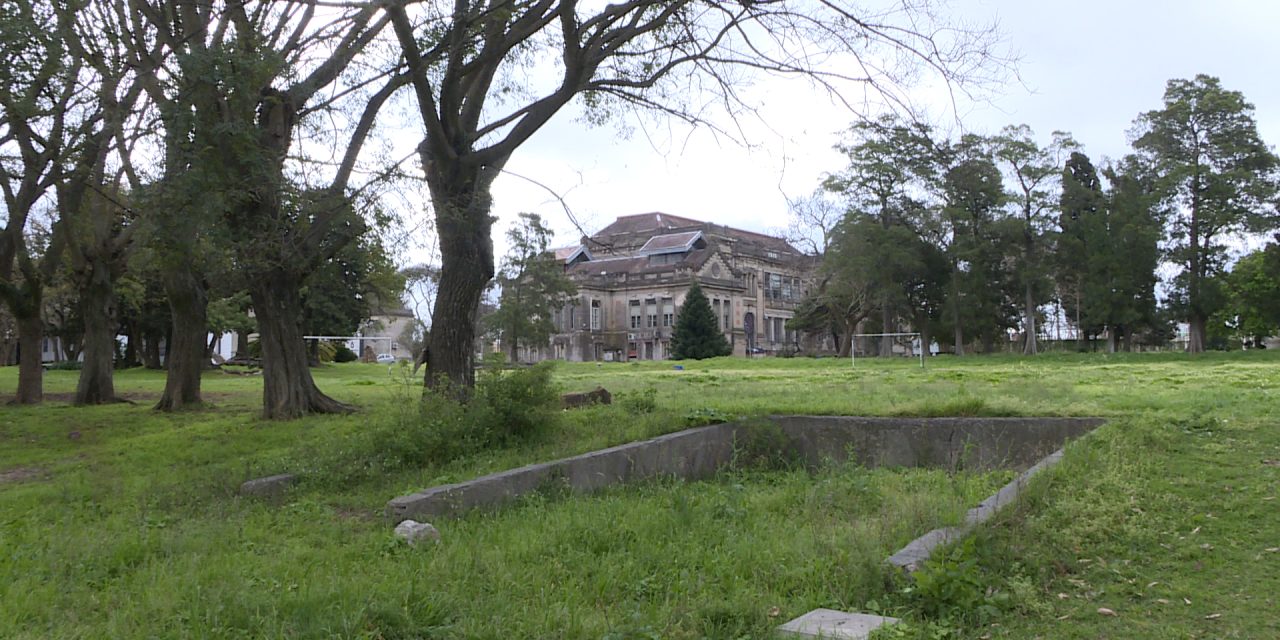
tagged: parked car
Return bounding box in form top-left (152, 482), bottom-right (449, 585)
top-left (376, 353), bottom-right (395, 363)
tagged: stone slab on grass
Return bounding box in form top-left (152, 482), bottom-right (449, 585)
top-left (776, 609), bottom-right (900, 639)
top-left (239, 473), bottom-right (296, 498)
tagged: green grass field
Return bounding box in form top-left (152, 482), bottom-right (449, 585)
top-left (1, 352), bottom-right (1278, 638)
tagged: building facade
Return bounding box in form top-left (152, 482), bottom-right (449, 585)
top-left (544, 212), bottom-right (816, 362)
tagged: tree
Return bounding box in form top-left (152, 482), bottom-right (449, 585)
top-left (1220, 242), bottom-right (1280, 347)
top-left (670, 282), bottom-right (730, 360)
top-left (989, 126), bottom-right (1077, 355)
top-left (0, 0), bottom-right (83, 403)
top-left (941, 147), bottom-right (1017, 355)
top-left (1131, 75), bottom-right (1280, 353)
top-left (486, 213), bottom-right (576, 362)
top-left (824, 116), bottom-right (942, 356)
top-left (387, 0), bottom-right (1009, 389)
top-left (102, 0), bottom-right (405, 417)
top-left (1056, 151), bottom-right (1107, 348)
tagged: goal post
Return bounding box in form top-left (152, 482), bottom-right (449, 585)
top-left (851, 332), bottom-right (925, 369)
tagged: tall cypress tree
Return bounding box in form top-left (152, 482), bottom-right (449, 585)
top-left (671, 282), bottom-right (731, 360)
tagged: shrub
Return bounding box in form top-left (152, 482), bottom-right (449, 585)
top-left (333, 343), bottom-right (358, 362)
top-left (620, 385), bottom-right (658, 415)
top-left (471, 360), bottom-right (561, 444)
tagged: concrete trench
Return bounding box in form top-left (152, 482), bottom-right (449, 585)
top-left (384, 415), bottom-right (1104, 639)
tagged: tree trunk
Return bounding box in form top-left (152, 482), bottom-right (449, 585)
top-left (143, 333), bottom-right (163, 370)
top-left (235, 328), bottom-right (252, 358)
top-left (250, 268), bottom-right (352, 419)
top-left (879, 305), bottom-right (894, 357)
top-left (14, 311), bottom-right (43, 404)
top-left (1187, 314), bottom-right (1206, 353)
top-left (75, 260), bottom-right (119, 405)
top-left (156, 264), bottom-right (208, 411)
top-left (122, 323), bottom-right (139, 368)
top-left (424, 179), bottom-right (497, 392)
top-left (837, 324), bottom-right (853, 358)
top-left (1106, 328), bottom-right (1118, 354)
top-left (1022, 284), bottom-right (1038, 355)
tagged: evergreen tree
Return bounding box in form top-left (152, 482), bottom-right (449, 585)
top-left (670, 282), bottom-right (731, 360)
top-left (1131, 75), bottom-right (1280, 352)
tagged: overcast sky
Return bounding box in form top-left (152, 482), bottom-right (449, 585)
top-left (400, 0), bottom-right (1280, 264)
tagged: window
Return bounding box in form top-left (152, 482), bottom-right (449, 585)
top-left (567, 305), bottom-right (575, 331)
top-left (662, 297), bottom-right (674, 327)
top-left (722, 298), bottom-right (731, 330)
top-left (765, 272), bottom-right (783, 300)
top-left (590, 300), bottom-right (601, 330)
top-left (645, 298), bottom-right (658, 328)
top-left (630, 299), bottom-right (642, 329)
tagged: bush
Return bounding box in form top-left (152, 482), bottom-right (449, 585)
top-left (333, 344), bottom-right (358, 363)
top-left (620, 385), bottom-right (658, 415)
top-left (471, 360), bottom-right (561, 444)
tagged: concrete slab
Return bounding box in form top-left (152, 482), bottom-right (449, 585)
top-left (776, 609), bottom-right (900, 639)
top-left (239, 473), bottom-right (296, 498)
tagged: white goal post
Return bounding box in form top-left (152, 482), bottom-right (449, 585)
top-left (851, 332), bottom-right (925, 369)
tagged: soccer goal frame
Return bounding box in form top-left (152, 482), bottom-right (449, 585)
top-left (852, 332), bottom-right (924, 369)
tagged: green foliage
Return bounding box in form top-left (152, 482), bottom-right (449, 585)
top-left (332, 343), bottom-right (358, 363)
top-left (1217, 242), bottom-right (1280, 344)
top-left (907, 537), bottom-right (1010, 623)
top-left (1131, 75), bottom-right (1280, 347)
top-left (486, 213), bottom-right (577, 361)
top-left (670, 282), bottom-right (731, 360)
top-left (620, 384), bottom-right (658, 415)
top-left (731, 419), bottom-right (794, 471)
top-left (300, 232), bottom-right (406, 339)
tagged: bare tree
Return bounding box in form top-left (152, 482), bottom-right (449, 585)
top-left (389, 0), bottom-right (1011, 389)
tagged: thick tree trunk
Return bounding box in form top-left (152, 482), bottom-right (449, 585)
top-left (156, 265), bottom-right (208, 411)
top-left (250, 268), bottom-right (352, 419)
top-left (75, 261), bottom-right (118, 404)
top-left (425, 181), bottom-right (497, 392)
top-left (1022, 284), bottom-right (1038, 355)
top-left (235, 328), bottom-right (252, 358)
top-left (1106, 328), bottom-right (1118, 354)
top-left (1187, 314), bottom-right (1206, 353)
top-left (143, 333), bottom-right (163, 370)
top-left (14, 311), bottom-right (43, 404)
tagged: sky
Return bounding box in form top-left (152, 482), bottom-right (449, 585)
top-left (398, 0), bottom-right (1280, 269)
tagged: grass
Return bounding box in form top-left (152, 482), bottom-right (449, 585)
top-left (1, 351), bottom-right (1279, 638)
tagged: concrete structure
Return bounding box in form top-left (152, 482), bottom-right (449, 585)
top-left (386, 416), bottom-right (1104, 521)
top-left (776, 609), bottom-right (901, 639)
top-left (353, 306), bottom-right (418, 360)
top-left (539, 213), bottom-right (818, 362)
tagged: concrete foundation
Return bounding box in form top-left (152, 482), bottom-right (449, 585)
top-left (386, 416), bottom-right (1103, 522)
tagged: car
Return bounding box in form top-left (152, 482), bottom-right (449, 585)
top-left (375, 353), bottom-right (395, 363)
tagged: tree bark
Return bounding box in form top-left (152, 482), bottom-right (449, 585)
top-left (954, 323), bottom-right (965, 356)
top-left (879, 305), bottom-right (894, 357)
top-left (1022, 283), bottom-right (1038, 355)
top-left (14, 311), bottom-right (43, 404)
top-left (424, 174), bottom-right (498, 392)
top-left (156, 264), bottom-right (208, 411)
top-left (143, 333), bottom-right (163, 370)
top-left (75, 258), bottom-right (118, 404)
top-left (250, 268), bottom-right (352, 419)
top-left (1187, 314), bottom-right (1206, 353)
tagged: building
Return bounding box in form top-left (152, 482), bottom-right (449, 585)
top-left (544, 212), bottom-right (816, 361)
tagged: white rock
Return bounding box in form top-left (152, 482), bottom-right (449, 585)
top-left (394, 520), bottom-right (441, 545)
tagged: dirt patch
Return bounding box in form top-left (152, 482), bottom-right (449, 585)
top-left (0, 466), bottom-right (45, 485)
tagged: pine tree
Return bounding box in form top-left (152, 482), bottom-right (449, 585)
top-left (670, 282), bottom-right (731, 360)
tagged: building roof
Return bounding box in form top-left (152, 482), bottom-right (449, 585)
top-left (593, 212), bottom-right (800, 257)
top-left (553, 244), bottom-right (593, 264)
top-left (637, 231), bottom-right (704, 256)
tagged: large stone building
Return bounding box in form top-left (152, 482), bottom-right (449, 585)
top-left (542, 212), bottom-right (816, 362)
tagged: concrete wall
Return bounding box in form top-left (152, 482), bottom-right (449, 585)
top-left (386, 416), bottom-right (1104, 522)
top-left (771, 416), bottom-right (1104, 473)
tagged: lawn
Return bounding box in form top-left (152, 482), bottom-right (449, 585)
top-left (1, 352), bottom-right (1278, 639)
